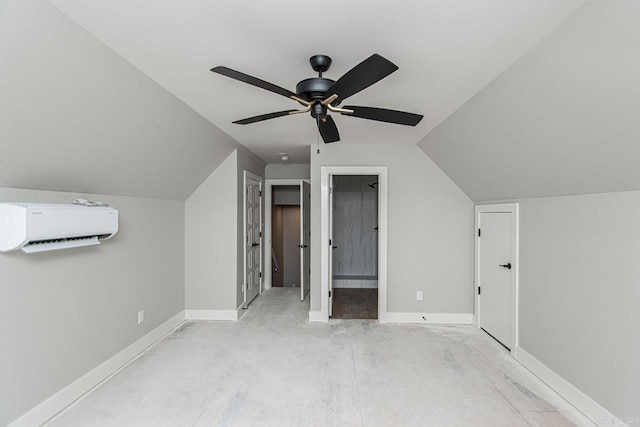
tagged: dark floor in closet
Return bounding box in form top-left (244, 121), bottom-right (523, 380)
top-left (332, 288), bottom-right (378, 319)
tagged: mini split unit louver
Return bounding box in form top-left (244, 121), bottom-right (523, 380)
top-left (0, 203), bottom-right (118, 253)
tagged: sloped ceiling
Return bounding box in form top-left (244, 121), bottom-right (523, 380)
top-left (0, 0), bottom-right (243, 200)
top-left (419, 0), bottom-right (640, 202)
top-left (48, 0), bottom-right (586, 164)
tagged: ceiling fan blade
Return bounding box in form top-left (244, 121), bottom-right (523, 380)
top-left (317, 115), bottom-right (340, 143)
top-left (342, 106), bottom-right (423, 126)
top-left (211, 66), bottom-right (298, 99)
top-left (326, 54), bottom-right (398, 105)
top-left (233, 110), bottom-right (298, 125)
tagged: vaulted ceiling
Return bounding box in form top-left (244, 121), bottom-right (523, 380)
top-left (48, 0), bottom-right (587, 164)
top-left (0, 0), bottom-right (243, 200)
top-left (419, 0), bottom-right (640, 201)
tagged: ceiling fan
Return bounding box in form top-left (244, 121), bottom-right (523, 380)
top-left (210, 54), bottom-right (423, 143)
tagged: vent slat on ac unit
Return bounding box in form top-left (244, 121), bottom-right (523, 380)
top-left (22, 236), bottom-right (101, 253)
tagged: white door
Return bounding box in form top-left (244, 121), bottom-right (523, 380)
top-left (245, 175), bottom-right (262, 305)
top-left (478, 211), bottom-right (513, 349)
top-left (328, 175), bottom-right (334, 316)
top-left (300, 181), bottom-right (311, 301)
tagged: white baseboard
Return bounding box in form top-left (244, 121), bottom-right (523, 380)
top-left (308, 310), bottom-right (325, 323)
top-left (185, 309), bottom-right (238, 321)
top-left (10, 311), bottom-right (186, 427)
top-left (384, 312), bottom-right (473, 324)
top-left (516, 347), bottom-right (625, 427)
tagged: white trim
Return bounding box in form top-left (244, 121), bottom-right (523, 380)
top-left (321, 166), bottom-right (388, 323)
top-left (384, 312), bottom-right (473, 324)
top-left (185, 309), bottom-right (239, 321)
top-left (263, 179), bottom-right (304, 291)
top-left (11, 312), bottom-right (186, 427)
top-left (475, 203), bottom-right (519, 356)
top-left (516, 347), bottom-right (625, 427)
top-left (308, 310), bottom-right (324, 323)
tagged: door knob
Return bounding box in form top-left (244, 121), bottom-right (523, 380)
top-left (499, 263), bottom-right (512, 270)
top-left (252, 242), bottom-right (260, 247)
top-left (298, 244), bottom-right (308, 248)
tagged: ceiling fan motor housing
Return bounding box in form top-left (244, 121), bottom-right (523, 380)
top-left (296, 77), bottom-right (335, 101)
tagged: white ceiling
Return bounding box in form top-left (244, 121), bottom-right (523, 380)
top-left (49, 0), bottom-right (586, 164)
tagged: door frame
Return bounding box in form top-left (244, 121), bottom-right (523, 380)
top-left (243, 170), bottom-right (263, 307)
top-left (320, 166), bottom-right (388, 323)
top-left (264, 179), bottom-right (308, 290)
top-left (300, 180), bottom-right (311, 302)
top-left (474, 203), bottom-right (519, 357)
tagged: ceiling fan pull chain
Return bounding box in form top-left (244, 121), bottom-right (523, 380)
top-left (316, 117), bottom-right (321, 154)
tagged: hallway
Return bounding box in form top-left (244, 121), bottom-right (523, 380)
top-left (49, 289), bottom-right (591, 426)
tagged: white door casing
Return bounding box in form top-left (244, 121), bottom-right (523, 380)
top-left (244, 172), bottom-right (263, 306)
top-left (328, 175), bottom-right (334, 316)
top-left (475, 203), bottom-right (519, 354)
top-left (300, 180), bottom-right (311, 301)
top-left (320, 166), bottom-right (388, 323)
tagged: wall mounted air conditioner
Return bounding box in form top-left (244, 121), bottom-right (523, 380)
top-left (0, 203), bottom-right (118, 253)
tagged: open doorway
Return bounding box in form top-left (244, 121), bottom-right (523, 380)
top-left (320, 166), bottom-right (388, 323)
top-left (264, 179), bottom-right (311, 302)
top-left (271, 186), bottom-right (300, 288)
top-left (330, 175), bottom-right (379, 319)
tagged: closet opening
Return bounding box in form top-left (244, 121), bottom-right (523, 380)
top-left (330, 175), bottom-right (379, 319)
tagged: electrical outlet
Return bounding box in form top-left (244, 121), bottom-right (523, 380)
top-left (137, 310), bottom-right (144, 324)
top-left (416, 291), bottom-right (423, 301)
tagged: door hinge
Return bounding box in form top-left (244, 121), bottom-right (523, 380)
top-left (329, 290), bottom-right (332, 297)
top-left (259, 272), bottom-right (262, 278)
top-left (329, 239), bottom-right (332, 246)
top-left (259, 190), bottom-right (262, 197)
top-left (259, 231), bottom-right (262, 238)
top-left (478, 286), bottom-right (481, 295)
top-left (478, 228), bottom-right (481, 237)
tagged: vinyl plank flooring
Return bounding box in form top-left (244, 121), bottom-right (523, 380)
top-left (331, 288), bottom-right (378, 319)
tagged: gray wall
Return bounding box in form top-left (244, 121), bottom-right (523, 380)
top-left (273, 186), bottom-right (301, 206)
top-left (185, 151), bottom-right (237, 311)
top-left (310, 144), bottom-right (474, 314)
top-left (271, 206), bottom-right (284, 286)
top-left (419, 0), bottom-right (640, 202)
top-left (0, 187), bottom-right (184, 427)
top-left (0, 0), bottom-right (239, 200)
top-left (185, 147), bottom-right (265, 312)
top-left (518, 191), bottom-right (640, 420)
top-left (332, 175), bottom-right (378, 278)
top-left (265, 164), bottom-right (310, 179)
